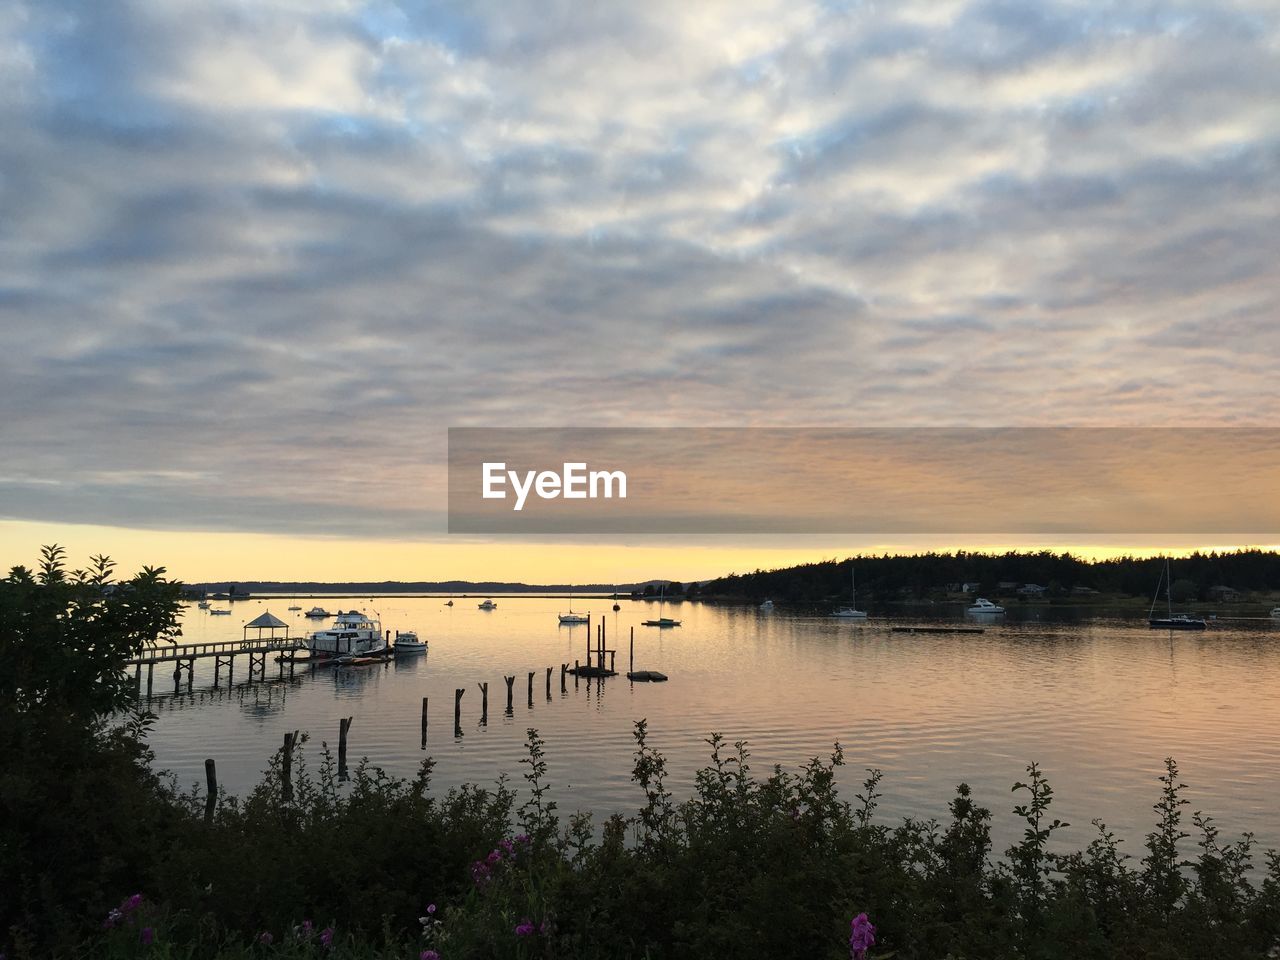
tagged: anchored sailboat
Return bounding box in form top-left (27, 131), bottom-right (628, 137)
top-left (832, 566), bottom-right (868, 619)
top-left (1148, 557), bottom-right (1207, 630)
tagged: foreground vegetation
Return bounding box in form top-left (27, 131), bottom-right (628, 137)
top-left (4, 548), bottom-right (1280, 959)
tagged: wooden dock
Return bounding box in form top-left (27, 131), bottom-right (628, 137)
top-left (891, 626), bottom-right (985, 635)
top-left (126, 637), bottom-right (309, 694)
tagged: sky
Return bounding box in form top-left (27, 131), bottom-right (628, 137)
top-left (1, 0), bottom-right (1278, 582)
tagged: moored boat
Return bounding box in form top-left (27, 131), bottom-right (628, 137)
top-left (309, 610), bottom-right (385, 659)
top-left (967, 598), bottom-right (1005, 615)
top-left (759, 599), bottom-right (774, 611)
top-left (394, 630), bottom-right (427, 653)
top-left (209, 608), bottom-right (232, 616)
top-left (642, 617), bottom-right (681, 627)
top-left (305, 606), bottom-right (331, 618)
top-left (1148, 558), bottom-right (1207, 630)
top-left (477, 599), bottom-right (497, 610)
top-left (832, 566), bottom-right (868, 619)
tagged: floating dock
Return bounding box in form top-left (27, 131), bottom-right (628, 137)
top-left (891, 626), bottom-right (986, 634)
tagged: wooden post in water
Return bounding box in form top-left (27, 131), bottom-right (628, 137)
top-left (629, 626), bottom-right (634, 676)
top-left (560, 663), bottom-right (567, 693)
top-left (504, 675), bottom-right (515, 715)
top-left (610, 650), bottom-right (615, 672)
top-left (204, 758), bottom-right (217, 824)
top-left (338, 717), bottom-right (352, 780)
top-left (545, 666), bottom-right (552, 700)
top-left (146, 663), bottom-right (154, 698)
top-left (454, 687), bottom-right (465, 736)
top-left (281, 731), bottom-right (296, 803)
top-left (420, 696), bottom-right (429, 747)
top-left (527, 671), bottom-right (534, 707)
top-left (478, 682), bottom-right (489, 724)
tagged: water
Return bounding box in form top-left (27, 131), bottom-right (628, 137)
top-left (146, 598), bottom-right (1280, 853)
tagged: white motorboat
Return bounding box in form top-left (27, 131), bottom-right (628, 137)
top-left (310, 610), bottom-right (385, 659)
top-left (833, 566), bottom-right (868, 619)
top-left (394, 630), bottom-right (427, 653)
top-left (304, 606), bottom-right (331, 618)
top-left (477, 599), bottom-right (497, 610)
top-left (967, 598), bottom-right (1005, 615)
top-left (759, 599), bottom-right (774, 610)
top-left (1270, 607), bottom-right (1280, 618)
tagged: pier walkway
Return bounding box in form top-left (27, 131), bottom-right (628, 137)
top-left (126, 637), bottom-right (309, 695)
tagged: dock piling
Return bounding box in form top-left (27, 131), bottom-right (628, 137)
top-left (454, 687), bottom-right (465, 736)
top-left (504, 675), bottom-right (515, 715)
top-left (281, 730), bottom-right (298, 802)
top-left (338, 717), bottom-right (352, 781)
top-left (560, 663), bottom-right (567, 694)
top-left (204, 758), bottom-right (217, 824)
top-left (545, 666), bottom-right (552, 701)
top-left (421, 696), bottom-right (429, 747)
top-left (527, 671), bottom-right (534, 708)
top-left (478, 682), bottom-right (489, 725)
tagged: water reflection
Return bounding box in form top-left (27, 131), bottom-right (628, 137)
top-left (147, 597), bottom-right (1280, 853)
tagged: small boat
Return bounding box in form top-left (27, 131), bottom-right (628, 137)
top-left (287, 605), bottom-right (302, 611)
top-left (967, 598), bottom-right (1005, 615)
top-left (209, 608), bottom-right (232, 616)
top-left (445, 600), bottom-right (454, 607)
top-left (394, 630), bottom-right (427, 653)
top-left (1148, 558), bottom-right (1207, 630)
top-left (642, 617), bottom-right (681, 627)
top-left (305, 606), bottom-right (331, 618)
top-left (832, 566), bottom-right (868, 618)
top-left (477, 599), bottom-right (497, 610)
top-left (197, 600), bottom-right (211, 609)
top-left (559, 589), bottom-right (590, 624)
top-left (759, 599), bottom-right (774, 610)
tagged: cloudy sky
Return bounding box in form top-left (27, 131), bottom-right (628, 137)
top-left (1, 0), bottom-right (1278, 580)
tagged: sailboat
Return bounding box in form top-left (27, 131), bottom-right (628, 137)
top-left (558, 587), bottom-right (590, 624)
top-left (642, 583), bottom-right (681, 627)
top-left (832, 566), bottom-right (868, 619)
top-left (1148, 557), bottom-right (1207, 630)
top-left (612, 586), bottom-right (620, 612)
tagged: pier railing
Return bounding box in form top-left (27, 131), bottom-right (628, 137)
top-left (125, 637), bottom-right (307, 665)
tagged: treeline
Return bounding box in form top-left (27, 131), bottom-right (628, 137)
top-left (701, 550), bottom-right (1280, 603)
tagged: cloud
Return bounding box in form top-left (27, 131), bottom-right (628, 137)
top-left (1, 0), bottom-right (1278, 537)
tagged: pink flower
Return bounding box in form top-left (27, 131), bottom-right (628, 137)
top-left (486, 849), bottom-right (502, 867)
top-left (258, 931), bottom-right (274, 945)
top-left (426, 903), bottom-right (437, 916)
top-left (515, 918), bottom-right (536, 937)
top-left (122, 894), bottom-right (144, 914)
top-left (319, 927), bottom-right (334, 948)
top-left (420, 951), bottom-right (440, 960)
top-left (849, 912), bottom-right (876, 960)
top-left (140, 927), bottom-right (155, 946)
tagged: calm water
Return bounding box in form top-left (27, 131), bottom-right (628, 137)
top-left (146, 598), bottom-right (1280, 853)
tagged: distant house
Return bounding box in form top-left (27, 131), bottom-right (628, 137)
top-left (1208, 585), bottom-right (1242, 602)
top-left (1071, 585), bottom-right (1099, 596)
top-left (1018, 583), bottom-right (1047, 597)
top-left (962, 582), bottom-right (981, 594)
top-left (997, 581), bottom-right (1019, 592)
